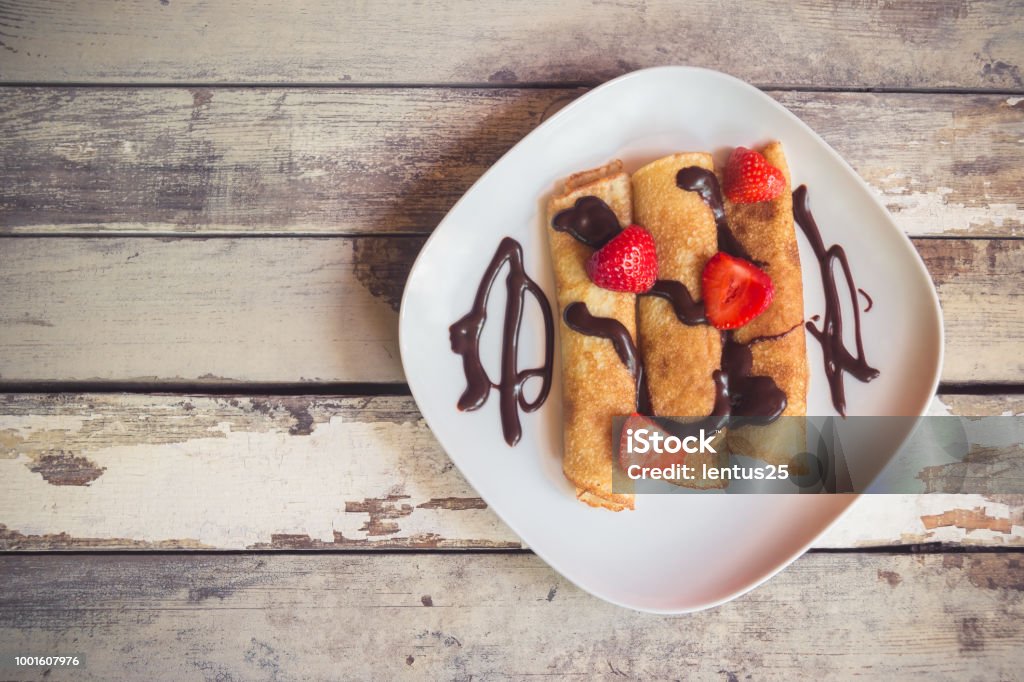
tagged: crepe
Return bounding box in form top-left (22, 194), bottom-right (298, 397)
top-left (723, 142), bottom-right (809, 466)
top-left (632, 153), bottom-right (723, 418)
top-left (632, 153), bottom-right (729, 488)
top-left (547, 160), bottom-right (636, 511)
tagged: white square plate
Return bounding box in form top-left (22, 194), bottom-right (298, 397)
top-left (399, 67), bottom-right (943, 613)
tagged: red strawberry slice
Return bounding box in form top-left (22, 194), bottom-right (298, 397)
top-left (585, 224), bottom-right (658, 293)
top-left (701, 252), bottom-right (774, 329)
top-left (617, 414), bottom-right (686, 473)
top-left (723, 147), bottom-right (786, 204)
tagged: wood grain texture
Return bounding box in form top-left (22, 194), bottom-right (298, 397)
top-left (0, 552), bottom-right (1021, 680)
top-left (0, 1), bottom-right (1022, 90)
top-left (1, 88), bottom-right (1020, 236)
top-left (0, 237), bottom-right (412, 384)
top-left (0, 237), bottom-right (1019, 385)
top-left (1, 393), bottom-right (1020, 551)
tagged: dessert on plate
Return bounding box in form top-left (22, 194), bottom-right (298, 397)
top-left (547, 143), bottom-right (807, 509)
top-left (451, 139), bottom-right (880, 510)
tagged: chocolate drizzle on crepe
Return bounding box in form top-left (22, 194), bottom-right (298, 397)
top-left (677, 165), bottom-right (787, 422)
top-left (552, 196), bottom-right (624, 249)
top-left (450, 237), bottom-right (555, 446)
top-left (710, 332), bottom-right (788, 422)
top-left (554, 175), bottom-right (798, 423)
top-left (793, 185), bottom-right (879, 416)
top-left (554, 196), bottom-right (706, 326)
top-left (645, 279), bottom-right (706, 325)
top-left (676, 167), bottom-right (756, 263)
top-left (564, 302), bottom-right (652, 415)
top-left (553, 196), bottom-right (656, 413)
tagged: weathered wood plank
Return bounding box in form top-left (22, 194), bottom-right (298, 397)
top-left (0, 237), bottom-right (1019, 385)
top-left (0, 237), bottom-right (412, 384)
top-left (0, 1), bottom-right (1021, 90)
top-left (0, 552), bottom-right (1020, 680)
top-left (1, 393), bottom-right (1020, 551)
top-left (1, 89), bottom-right (1020, 236)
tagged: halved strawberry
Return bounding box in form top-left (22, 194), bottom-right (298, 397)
top-left (585, 224), bottom-right (657, 293)
top-left (617, 414), bottom-right (685, 473)
top-left (723, 147), bottom-right (786, 204)
top-left (701, 252), bottom-right (774, 329)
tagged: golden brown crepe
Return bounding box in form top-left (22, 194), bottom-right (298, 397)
top-left (632, 153), bottom-right (722, 418)
top-left (723, 142), bottom-right (809, 466)
top-left (632, 153), bottom-right (729, 489)
top-left (547, 161), bottom-right (636, 511)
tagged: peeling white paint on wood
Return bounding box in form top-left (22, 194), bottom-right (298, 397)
top-left (2, 394), bottom-right (1021, 550)
top-left (820, 495), bottom-right (1024, 548)
top-left (0, 398), bottom-right (517, 549)
top-left (873, 187), bottom-right (1021, 236)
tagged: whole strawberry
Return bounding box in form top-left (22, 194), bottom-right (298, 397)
top-left (585, 224), bottom-right (658, 293)
top-left (723, 147), bottom-right (786, 204)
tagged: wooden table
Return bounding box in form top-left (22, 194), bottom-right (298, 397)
top-left (1, 2), bottom-right (1022, 678)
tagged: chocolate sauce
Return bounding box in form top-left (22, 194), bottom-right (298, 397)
top-left (564, 301), bottom-right (651, 414)
top-left (676, 166), bottom-right (754, 263)
top-left (747, 323), bottom-right (803, 346)
top-left (710, 332), bottom-right (788, 422)
top-left (643, 280), bottom-right (706, 325)
top-left (674, 165), bottom-right (787, 421)
top-left (858, 288), bottom-right (874, 313)
top-left (793, 185), bottom-right (880, 416)
top-left (450, 237), bottom-right (555, 446)
top-left (551, 196), bottom-right (623, 249)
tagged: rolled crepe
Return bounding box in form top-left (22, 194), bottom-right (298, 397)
top-left (632, 153), bottom-right (722, 417)
top-left (724, 142), bottom-right (809, 466)
top-left (547, 161), bottom-right (636, 511)
top-left (633, 153), bottom-right (728, 489)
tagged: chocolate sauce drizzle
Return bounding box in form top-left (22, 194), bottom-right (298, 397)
top-left (711, 332), bottom-right (788, 422)
top-left (551, 195), bottom-right (623, 249)
top-left (450, 237), bottom-right (555, 446)
top-left (551, 196), bottom-right (652, 413)
top-left (793, 185), bottom-right (880, 416)
top-left (644, 279), bottom-right (706, 325)
top-left (858, 288), bottom-right (874, 313)
top-left (676, 166), bottom-right (755, 263)
top-left (564, 302), bottom-right (652, 415)
top-left (676, 165), bottom-right (787, 422)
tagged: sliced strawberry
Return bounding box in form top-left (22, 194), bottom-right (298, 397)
top-left (723, 147), bottom-right (786, 204)
top-left (585, 224), bottom-right (658, 293)
top-left (617, 414), bottom-right (686, 473)
top-left (701, 252), bottom-right (774, 330)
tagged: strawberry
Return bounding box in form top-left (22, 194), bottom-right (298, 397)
top-left (585, 225), bottom-right (658, 293)
top-left (701, 252), bottom-right (774, 329)
top-left (617, 414), bottom-right (682, 473)
top-left (723, 147), bottom-right (786, 204)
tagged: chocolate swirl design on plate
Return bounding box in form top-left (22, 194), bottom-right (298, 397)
top-left (450, 237), bottom-right (555, 446)
top-left (858, 288), bottom-right (874, 313)
top-left (792, 185), bottom-right (879, 416)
